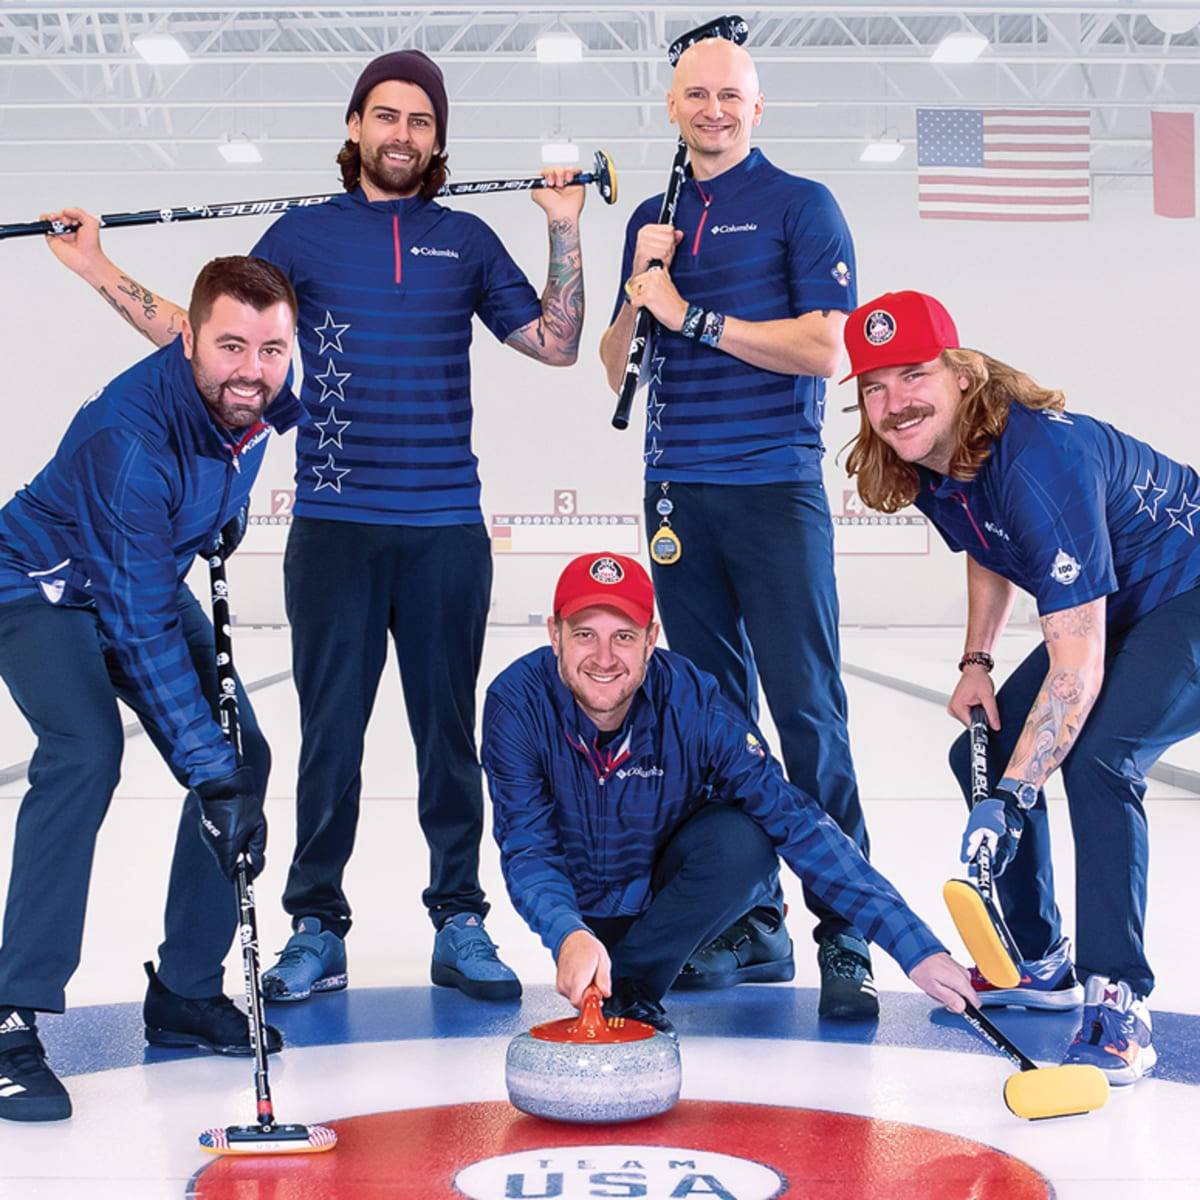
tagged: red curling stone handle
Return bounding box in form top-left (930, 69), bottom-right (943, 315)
top-left (529, 985), bottom-right (655, 1043)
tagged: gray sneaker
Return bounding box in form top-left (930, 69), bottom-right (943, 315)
top-left (262, 917), bottom-right (348, 1003)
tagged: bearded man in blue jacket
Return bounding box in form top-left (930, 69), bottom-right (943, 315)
top-left (481, 552), bottom-right (973, 1037)
top-left (0, 256), bottom-right (305, 1122)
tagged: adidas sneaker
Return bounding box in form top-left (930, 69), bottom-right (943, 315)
top-left (0, 1007), bottom-right (72, 1122)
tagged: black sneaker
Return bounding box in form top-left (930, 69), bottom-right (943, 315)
top-left (142, 963), bottom-right (283, 1057)
top-left (0, 1008), bottom-right (72, 1122)
top-left (603, 983), bottom-right (678, 1041)
top-left (817, 933), bottom-right (880, 1021)
top-left (672, 908), bottom-right (795, 991)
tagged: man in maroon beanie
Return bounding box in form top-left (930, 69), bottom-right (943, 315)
top-left (41, 47), bottom-right (588, 1006)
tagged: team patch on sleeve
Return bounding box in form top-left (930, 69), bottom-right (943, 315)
top-left (831, 260), bottom-right (852, 287)
top-left (745, 732), bottom-right (766, 758)
top-left (1049, 548), bottom-right (1082, 585)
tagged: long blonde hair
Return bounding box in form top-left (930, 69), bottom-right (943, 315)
top-left (844, 349), bottom-right (1066, 513)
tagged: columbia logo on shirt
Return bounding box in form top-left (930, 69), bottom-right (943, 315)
top-left (614, 765), bottom-right (665, 780)
top-left (710, 223), bottom-right (758, 235)
top-left (410, 245), bottom-right (460, 259)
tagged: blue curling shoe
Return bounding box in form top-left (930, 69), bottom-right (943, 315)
top-left (261, 917), bottom-right (348, 1003)
top-left (431, 913), bottom-right (521, 1002)
top-left (1063, 975), bottom-right (1156, 1086)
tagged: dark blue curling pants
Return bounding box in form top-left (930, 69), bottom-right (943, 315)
top-left (282, 516), bottom-right (492, 936)
top-left (949, 583), bottom-right (1200, 999)
top-left (644, 480), bottom-right (868, 943)
top-left (586, 803), bottom-right (779, 1002)
top-left (0, 588), bottom-right (268, 1012)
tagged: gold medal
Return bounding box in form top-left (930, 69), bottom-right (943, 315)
top-left (650, 525), bottom-right (682, 565)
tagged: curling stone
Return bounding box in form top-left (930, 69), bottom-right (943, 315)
top-left (505, 986), bottom-right (681, 1123)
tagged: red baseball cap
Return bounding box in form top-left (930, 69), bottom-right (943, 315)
top-left (553, 553), bottom-right (654, 626)
top-left (840, 290), bottom-right (959, 384)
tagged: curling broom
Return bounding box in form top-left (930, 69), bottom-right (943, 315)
top-left (959, 1000), bottom-right (1109, 1119)
top-left (943, 706), bottom-right (1023, 987)
top-left (197, 546), bottom-right (337, 1156)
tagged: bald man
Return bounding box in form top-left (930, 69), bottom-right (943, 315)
top-left (599, 37), bottom-right (872, 1018)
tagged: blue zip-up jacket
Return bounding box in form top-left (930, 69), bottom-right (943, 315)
top-left (913, 404), bottom-right (1200, 632)
top-left (611, 149), bottom-right (857, 484)
top-left (251, 189), bottom-right (542, 526)
top-left (0, 338), bottom-right (305, 785)
top-left (482, 646), bottom-right (945, 973)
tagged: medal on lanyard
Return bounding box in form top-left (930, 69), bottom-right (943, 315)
top-left (650, 482), bottom-right (682, 564)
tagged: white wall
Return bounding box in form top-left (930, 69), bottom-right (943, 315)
top-left (2, 163), bottom-right (1197, 630)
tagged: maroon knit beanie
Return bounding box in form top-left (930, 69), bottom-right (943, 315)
top-left (344, 49), bottom-right (448, 150)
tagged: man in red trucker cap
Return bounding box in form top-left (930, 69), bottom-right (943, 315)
top-left (480, 552), bottom-right (974, 1037)
top-left (841, 289), bottom-right (1200, 1086)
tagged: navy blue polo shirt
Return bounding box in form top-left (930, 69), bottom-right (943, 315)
top-left (914, 403), bottom-right (1200, 631)
top-left (253, 189), bottom-right (542, 526)
top-left (612, 148), bottom-right (857, 484)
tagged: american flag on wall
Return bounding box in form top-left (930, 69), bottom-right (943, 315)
top-left (916, 108), bottom-right (1091, 221)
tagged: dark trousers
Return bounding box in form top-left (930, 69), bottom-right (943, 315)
top-left (0, 589), bottom-right (268, 1011)
top-left (949, 584), bottom-right (1200, 998)
top-left (282, 516), bottom-right (492, 936)
top-left (586, 803), bottom-right (778, 1002)
top-left (644, 480), bottom-right (867, 942)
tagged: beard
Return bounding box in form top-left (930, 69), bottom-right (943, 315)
top-left (359, 140), bottom-right (430, 197)
top-left (192, 369), bottom-right (272, 431)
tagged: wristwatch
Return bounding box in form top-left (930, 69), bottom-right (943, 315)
top-left (999, 780), bottom-right (1038, 810)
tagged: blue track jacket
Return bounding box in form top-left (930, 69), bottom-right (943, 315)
top-left (482, 646), bottom-right (945, 973)
top-left (0, 338), bottom-right (304, 786)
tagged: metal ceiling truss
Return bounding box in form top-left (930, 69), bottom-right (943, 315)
top-left (2, 4), bottom-right (1198, 178)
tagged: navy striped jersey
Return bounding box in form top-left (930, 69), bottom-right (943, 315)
top-left (251, 189), bottom-right (542, 526)
top-left (482, 645), bottom-right (945, 972)
top-left (0, 338), bottom-right (304, 786)
top-left (611, 149), bottom-right (857, 484)
top-left (914, 403), bottom-right (1200, 631)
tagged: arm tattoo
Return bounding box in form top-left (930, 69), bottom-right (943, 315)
top-left (98, 275), bottom-right (162, 333)
top-left (507, 217), bottom-right (583, 364)
top-left (1009, 665), bottom-right (1098, 789)
top-left (1043, 608), bottom-right (1096, 640)
top-left (117, 275), bottom-right (159, 323)
top-left (97, 284), bottom-right (141, 332)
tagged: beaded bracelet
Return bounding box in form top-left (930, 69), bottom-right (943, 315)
top-left (958, 651), bottom-right (995, 672)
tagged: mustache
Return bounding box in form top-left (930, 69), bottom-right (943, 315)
top-left (882, 405), bottom-right (934, 432)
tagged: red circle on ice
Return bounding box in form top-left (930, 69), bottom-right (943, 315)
top-left (189, 1099), bottom-right (1051, 1198)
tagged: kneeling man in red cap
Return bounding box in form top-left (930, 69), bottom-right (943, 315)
top-left (481, 552), bottom-right (973, 1036)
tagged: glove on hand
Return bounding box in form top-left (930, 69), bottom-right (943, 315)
top-left (960, 792), bottom-right (1025, 877)
top-left (209, 503), bottom-right (249, 560)
top-left (193, 765), bottom-right (266, 881)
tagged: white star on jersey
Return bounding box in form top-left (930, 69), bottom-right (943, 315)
top-left (647, 394), bottom-right (666, 433)
top-left (313, 311), bottom-right (350, 355)
top-left (314, 359), bottom-right (351, 404)
top-left (314, 410), bottom-right (352, 450)
top-left (312, 454), bottom-right (351, 493)
top-left (1133, 470), bottom-right (1169, 521)
top-left (1165, 492), bottom-right (1200, 537)
top-left (644, 438), bottom-right (664, 467)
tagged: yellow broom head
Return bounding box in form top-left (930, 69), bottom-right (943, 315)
top-left (943, 879), bottom-right (1021, 988)
top-left (1003, 1064), bottom-right (1110, 1120)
